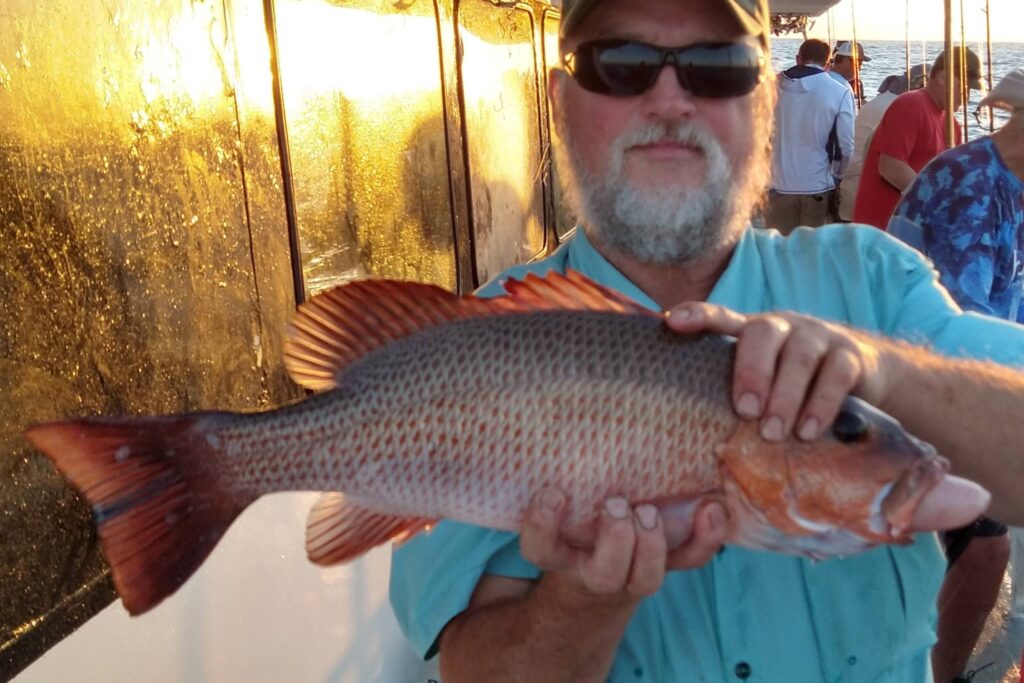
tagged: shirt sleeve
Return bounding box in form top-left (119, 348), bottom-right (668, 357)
top-left (871, 96), bottom-right (924, 165)
top-left (873, 230), bottom-right (1024, 366)
top-left (893, 160), bottom-right (1000, 317)
top-left (389, 522), bottom-right (540, 660)
top-left (835, 89), bottom-right (857, 178)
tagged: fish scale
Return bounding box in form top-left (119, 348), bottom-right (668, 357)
top-left (208, 312), bottom-right (736, 529)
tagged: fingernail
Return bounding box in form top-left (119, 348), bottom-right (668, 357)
top-left (798, 417), bottom-right (820, 441)
top-left (538, 489), bottom-right (562, 512)
top-left (736, 392), bottom-right (761, 418)
top-left (635, 505), bottom-right (658, 530)
top-left (761, 416), bottom-right (784, 441)
top-left (669, 307), bottom-right (692, 321)
top-left (605, 497), bottom-right (629, 520)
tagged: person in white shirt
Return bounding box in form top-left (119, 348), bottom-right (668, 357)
top-left (767, 39), bottom-right (856, 233)
top-left (837, 64), bottom-right (929, 221)
top-left (829, 40), bottom-right (872, 104)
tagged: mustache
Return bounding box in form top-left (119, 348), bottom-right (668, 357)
top-left (614, 121), bottom-right (718, 153)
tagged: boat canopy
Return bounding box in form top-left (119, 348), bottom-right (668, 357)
top-left (770, 0), bottom-right (842, 16)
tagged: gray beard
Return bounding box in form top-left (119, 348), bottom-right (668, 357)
top-left (552, 107), bottom-right (770, 266)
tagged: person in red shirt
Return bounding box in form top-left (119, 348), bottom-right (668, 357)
top-left (852, 47), bottom-right (982, 228)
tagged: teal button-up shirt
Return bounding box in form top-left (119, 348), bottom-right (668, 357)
top-left (389, 225), bottom-right (1024, 682)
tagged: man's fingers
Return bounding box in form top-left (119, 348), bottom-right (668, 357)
top-left (626, 505), bottom-right (667, 597)
top-left (666, 302), bottom-right (749, 336)
top-left (579, 498), bottom-right (636, 594)
top-left (519, 488), bottom-right (576, 572)
top-left (796, 346), bottom-right (862, 440)
top-left (665, 503), bottom-right (729, 570)
top-left (731, 316), bottom-right (792, 420)
top-left (761, 330), bottom-right (829, 441)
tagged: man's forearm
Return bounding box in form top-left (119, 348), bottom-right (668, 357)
top-left (878, 154), bottom-right (917, 192)
top-left (439, 572), bottom-right (636, 683)
top-left (881, 342), bottom-right (1024, 525)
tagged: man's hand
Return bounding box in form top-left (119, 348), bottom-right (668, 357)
top-left (519, 488), bottom-right (728, 604)
top-left (665, 303), bottom-right (893, 442)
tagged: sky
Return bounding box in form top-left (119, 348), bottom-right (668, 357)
top-left (802, 0), bottom-right (1023, 43)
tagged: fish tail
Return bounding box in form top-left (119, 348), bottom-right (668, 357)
top-left (24, 413), bottom-right (247, 615)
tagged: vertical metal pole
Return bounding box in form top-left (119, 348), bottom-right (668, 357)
top-left (985, 0), bottom-right (995, 132)
top-left (262, 0), bottom-right (306, 306)
top-left (944, 0), bottom-right (955, 148)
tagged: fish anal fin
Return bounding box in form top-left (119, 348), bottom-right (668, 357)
top-left (305, 492), bottom-right (435, 565)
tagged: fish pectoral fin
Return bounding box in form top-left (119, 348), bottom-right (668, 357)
top-left (305, 492), bottom-right (436, 566)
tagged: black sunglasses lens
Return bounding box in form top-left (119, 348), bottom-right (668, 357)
top-left (677, 43), bottom-right (763, 98)
top-left (575, 41), bottom-right (663, 96)
top-left (570, 40), bottom-right (762, 99)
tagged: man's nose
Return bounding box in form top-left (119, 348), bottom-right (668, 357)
top-left (642, 64), bottom-right (699, 119)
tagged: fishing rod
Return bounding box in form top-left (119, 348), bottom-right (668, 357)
top-left (905, 0), bottom-right (911, 91)
top-left (850, 0), bottom-right (863, 106)
top-left (960, 0), bottom-right (969, 142)
top-left (985, 0), bottom-right (995, 133)
top-left (944, 0), bottom-right (955, 148)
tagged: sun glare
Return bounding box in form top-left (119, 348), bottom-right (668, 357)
top-left (811, 0), bottom-right (1023, 43)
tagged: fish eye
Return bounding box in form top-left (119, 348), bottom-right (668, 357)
top-left (832, 410), bottom-right (870, 444)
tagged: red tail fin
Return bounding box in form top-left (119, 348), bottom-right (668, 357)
top-left (24, 414), bottom-right (249, 615)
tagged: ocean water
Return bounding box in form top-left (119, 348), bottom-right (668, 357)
top-left (770, 38), bottom-right (1024, 138)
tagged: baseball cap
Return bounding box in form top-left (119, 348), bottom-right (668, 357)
top-left (834, 41), bottom-right (872, 62)
top-left (558, 0), bottom-right (770, 46)
top-left (877, 63), bottom-right (928, 95)
top-left (931, 46), bottom-right (983, 89)
top-left (979, 68), bottom-right (1024, 111)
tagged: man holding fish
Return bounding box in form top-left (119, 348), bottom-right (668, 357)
top-left (388, 0), bottom-right (1024, 681)
top-left (21, 0), bottom-right (1024, 680)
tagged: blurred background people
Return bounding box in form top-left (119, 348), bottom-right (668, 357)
top-left (767, 39), bottom-right (855, 232)
top-left (853, 46), bottom-right (983, 229)
top-left (837, 64), bottom-right (929, 221)
top-left (889, 67), bottom-right (1024, 683)
top-left (830, 40), bottom-right (872, 104)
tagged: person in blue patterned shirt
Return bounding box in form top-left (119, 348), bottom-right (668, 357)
top-left (889, 68), bottom-right (1024, 683)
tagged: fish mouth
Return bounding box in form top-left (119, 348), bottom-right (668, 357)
top-left (877, 453), bottom-right (950, 539)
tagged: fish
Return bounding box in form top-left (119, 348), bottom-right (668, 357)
top-left (23, 269), bottom-right (988, 616)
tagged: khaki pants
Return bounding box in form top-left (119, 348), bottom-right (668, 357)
top-left (765, 191), bottom-right (834, 235)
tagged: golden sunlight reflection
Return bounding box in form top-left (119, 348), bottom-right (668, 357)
top-left (136, 7), bottom-right (235, 108)
top-left (458, 4), bottom-right (545, 280)
top-left (272, 3), bottom-right (442, 104)
top-left (135, 1), bottom-right (444, 116)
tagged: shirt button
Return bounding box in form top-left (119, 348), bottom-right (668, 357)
top-left (848, 655), bottom-right (858, 666)
top-left (735, 662), bottom-right (752, 679)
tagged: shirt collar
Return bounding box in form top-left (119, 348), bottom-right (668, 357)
top-left (563, 226), bottom-right (764, 312)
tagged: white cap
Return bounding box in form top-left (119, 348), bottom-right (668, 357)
top-left (834, 41), bottom-right (872, 62)
top-left (979, 68), bottom-right (1024, 111)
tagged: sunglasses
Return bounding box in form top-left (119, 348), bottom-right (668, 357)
top-left (564, 40), bottom-right (765, 99)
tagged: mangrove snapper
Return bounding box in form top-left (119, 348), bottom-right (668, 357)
top-left (24, 270), bottom-right (988, 615)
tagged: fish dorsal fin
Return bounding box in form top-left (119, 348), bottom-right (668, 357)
top-left (503, 270), bottom-right (658, 317)
top-left (284, 269), bottom-right (652, 390)
top-left (305, 492), bottom-right (435, 565)
top-left (285, 279), bottom-right (487, 391)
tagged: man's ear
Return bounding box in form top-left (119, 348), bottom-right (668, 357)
top-left (547, 68), bottom-right (564, 123)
